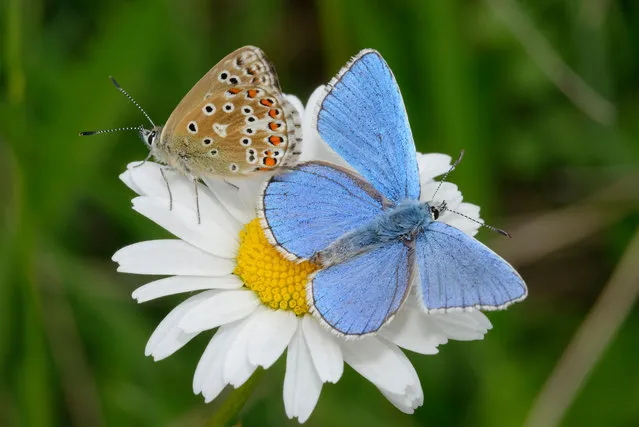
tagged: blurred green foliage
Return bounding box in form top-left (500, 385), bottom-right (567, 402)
top-left (1, 0), bottom-right (638, 426)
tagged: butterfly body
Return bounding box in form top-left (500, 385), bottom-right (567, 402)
top-left (315, 199), bottom-right (432, 267)
top-left (259, 50), bottom-right (527, 336)
top-left (140, 46), bottom-right (301, 179)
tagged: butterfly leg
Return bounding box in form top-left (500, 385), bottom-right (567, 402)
top-left (159, 167), bottom-right (173, 211)
top-left (132, 151), bottom-right (153, 168)
top-left (223, 179), bottom-right (239, 191)
top-left (193, 178), bottom-right (201, 225)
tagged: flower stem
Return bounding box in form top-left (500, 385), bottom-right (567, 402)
top-left (203, 369), bottom-right (265, 427)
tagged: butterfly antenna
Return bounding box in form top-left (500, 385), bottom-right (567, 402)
top-left (109, 76), bottom-right (156, 128)
top-left (445, 207), bottom-right (511, 238)
top-left (431, 150), bottom-right (465, 201)
top-left (79, 125), bottom-right (142, 136)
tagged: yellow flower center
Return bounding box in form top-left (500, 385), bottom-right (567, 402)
top-left (234, 219), bottom-right (319, 315)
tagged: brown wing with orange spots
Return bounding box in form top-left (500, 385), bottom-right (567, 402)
top-left (157, 46), bottom-right (301, 178)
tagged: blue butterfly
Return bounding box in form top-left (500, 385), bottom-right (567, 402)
top-left (259, 49), bottom-right (527, 336)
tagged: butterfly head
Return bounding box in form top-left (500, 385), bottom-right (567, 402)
top-left (139, 126), bottom-right (163, 150)
top-left (428, 201), bottom-right (447, 221)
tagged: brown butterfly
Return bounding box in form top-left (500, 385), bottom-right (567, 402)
top-left (82, 46), bottom-right (302, 221)
top-left (141, 46), bottom-right (302, 177)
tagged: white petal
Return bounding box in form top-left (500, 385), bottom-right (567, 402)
top-left (301, 315), bottom-right (343, 383)
top-left (445, 202), bottom-right (483, 237)
top-left (284, 326), bottom-right (323, 423)
top-left (121, 162), bottom-right (167, 197)
top-left (132, 196), bottom-right (238, 258)
top-left (417, 153), bottom-right (452, 183)
top-left (376, 344), bottom-right (423, 413)
top-left (113, 240), bottom-right (234, 276)
top-left (468, 310), bottom-right (493, 331)
top-left (132, 275), bottom-right (243, 302)
top-left (378, 382), bottom-right (423, 414)
top-left (120, 167), bottom-right (143, 194)
top-left (421, 181), bottom-right (462, 207)
top-left (223, 310), bottom-right (263, 387)
top-left (193, 321), bottom-right (242, 402)
top-left (124, 162), bottom-right (242, 232)
top-left (247, 309), bottom-right (297, 369)
top-left (341, 337), bottom-right (417, 395)
top-left (145, 291), bottom-right (215, 360)
top-left (428, 311), bottom-right (491, 341)
top-left (179, 289), bottom-right (259, 333)
top-left (203, 176), bottom-right (262, 225)
top-left (380, 306), bottom-right (448, 355)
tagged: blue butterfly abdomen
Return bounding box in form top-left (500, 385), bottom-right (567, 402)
top-left (315, 199), bottom-right (431, 267)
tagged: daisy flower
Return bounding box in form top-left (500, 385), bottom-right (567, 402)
top-left (112, 90), bottom-right (492, 422)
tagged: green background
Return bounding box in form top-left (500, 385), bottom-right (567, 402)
top-left (1, 0), bottom-right (638, 426)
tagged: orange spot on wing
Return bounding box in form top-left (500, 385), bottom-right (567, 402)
top-left (268, 109), bottom-right (279, 119)
top-left (228, 88), bottom-right (241, 94)
top-left (263, 157), bottom-right (277, 167)
top-left (268, 122), bottom-right (280, 131)
top-left (268, 136), bottom-right (283, 146)
top-left (247, 89), bottom-right (258, 98)
top-left (260, 99), bottom-right (273, 107)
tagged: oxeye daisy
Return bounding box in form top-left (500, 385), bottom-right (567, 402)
top-left (112, 91), bottom-right (493, 422)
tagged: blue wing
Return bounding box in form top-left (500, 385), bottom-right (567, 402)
top-left (310, 240), bottom-right (413, 336)
top-left (316, 49), bottom-right (420, 204)
top-left (260, 161), bottom-right (386, 260)
top-left (416, 221), bottom-right (527, 312)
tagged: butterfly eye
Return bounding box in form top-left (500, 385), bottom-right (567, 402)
top-left (430, 206), bottom-right (440, 220)
top-left (146, 132), bottom-right (155, 146)
top-left (218, 71), bottom-right (229, 82)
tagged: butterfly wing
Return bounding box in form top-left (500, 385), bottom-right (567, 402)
top-left (159, 46), bottom-right (301, 177)
top-left (416, 221), bottom-right (527, 312)
top-left (316, 49), bottom-right (420, 203)
top-left (309, 240), bottom-right (413, 336)
top-left (259, 161), bottom-right (386, 260)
